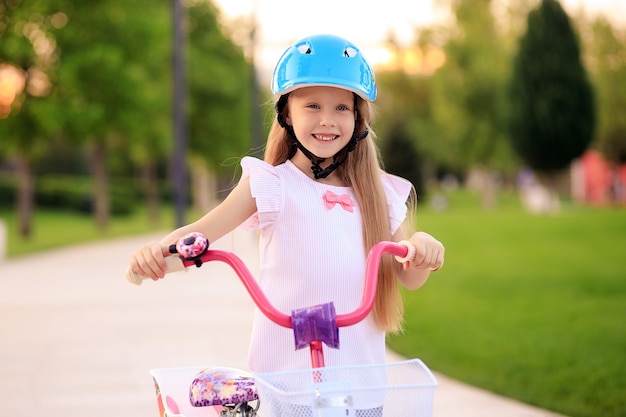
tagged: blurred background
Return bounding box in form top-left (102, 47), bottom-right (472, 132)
top-left (1, 0), bottom-right (625, 239)
top-left (0, 1), bottom-right (624, 417)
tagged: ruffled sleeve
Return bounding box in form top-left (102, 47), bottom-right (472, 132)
top-left (381, 173), bottom-right (412, 234)
top-left (239, 157), bottom-right (282, 232)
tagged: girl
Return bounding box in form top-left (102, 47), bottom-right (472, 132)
top-left (129, 34), bottom-right (444, 374)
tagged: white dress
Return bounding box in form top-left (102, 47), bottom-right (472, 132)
top-left (239, 157), bottom-right (411, 373)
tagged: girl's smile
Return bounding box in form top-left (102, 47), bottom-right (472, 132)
top-left (312, 134), bottom-right (338, 142)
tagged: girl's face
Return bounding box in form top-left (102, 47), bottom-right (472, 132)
top-left (286, 86), bottom-right (356, 166)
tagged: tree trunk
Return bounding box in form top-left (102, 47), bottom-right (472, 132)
top-left (15, 155), bottom-right (34, 238)
top-left (141, 161), bottom-right (160, 224)
top-left (190, 157), bottom-right (217, 214)
top-left (90, 141), bottom-right (109, 231)
top-left (481, 170), bottom-right (497, 210)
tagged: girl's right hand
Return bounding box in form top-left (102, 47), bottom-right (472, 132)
top-left (129, 242), bottom-right (172, 280)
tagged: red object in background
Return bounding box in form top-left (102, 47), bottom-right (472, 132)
top-left (574, 151), bottom-right (626, 206)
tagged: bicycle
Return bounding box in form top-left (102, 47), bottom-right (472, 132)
top-left (127, 232), bottom-right (437, 417)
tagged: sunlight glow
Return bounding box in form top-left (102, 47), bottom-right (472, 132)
top-left (214, 0), bottom-right (625, 80)
top-left (0, 64), bottom-right (26, 118)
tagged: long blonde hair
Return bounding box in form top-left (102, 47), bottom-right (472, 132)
top-left (265, 94), bottom-right (415, 333)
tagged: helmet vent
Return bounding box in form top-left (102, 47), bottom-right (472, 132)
top-left (344, 47), bottom-right (357, 58)
top-left (297, 43), bottom-right (312, 54)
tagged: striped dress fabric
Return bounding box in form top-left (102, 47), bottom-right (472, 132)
top-left (239, 157), bottom-right (411, 373)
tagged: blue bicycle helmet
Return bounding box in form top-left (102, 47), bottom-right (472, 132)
top-left (271, 34), bottom-right (377, 102)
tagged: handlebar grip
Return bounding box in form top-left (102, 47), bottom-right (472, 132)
top-left (394, 240), bottom-right (416, 263)
top-left (125, 256), bottom-right (187, 286)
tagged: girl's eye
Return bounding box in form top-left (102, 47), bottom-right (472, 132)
top-left (307, 103), bottom-right (320, 109)
top-left (337, 104), bottom-right (349, 111)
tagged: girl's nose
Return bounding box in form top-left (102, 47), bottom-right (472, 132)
top-left (320, 111), bottom-right (337, 127)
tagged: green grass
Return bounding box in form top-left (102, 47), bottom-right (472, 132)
top-left (0, 207), bottom-right (179, 258)
top-left (1, 191), bottom-right (624, 417)
top-left (388, 190), bottom-right (626, 417)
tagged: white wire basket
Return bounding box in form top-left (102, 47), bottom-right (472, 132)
top-left (253, 358), bottom-right (437, 417)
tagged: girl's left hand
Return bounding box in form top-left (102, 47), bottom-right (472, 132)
top-left (404, 232), bottom-right (445, 271)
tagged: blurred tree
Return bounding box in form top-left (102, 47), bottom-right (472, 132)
top-left (117, 1), bottom-right (170, 224)
top-left (376, 66), bottom-right (434, 195)
top-left (0, 0), bottom-right (64, 237)
top-left (2, 0), bottom-right (253, 232)
top-left (379, 120), bottom-right (425, 197)
top-left (508, 0), bottom-right (595, 175)
top-left (585, 17), bottom-right (626, 164)
top-left (430, 0), bottom-right (516, 207)
top-left (186, 1), bottom-right (252, 211)
top-left (53, 0), bottom-right (171, 230)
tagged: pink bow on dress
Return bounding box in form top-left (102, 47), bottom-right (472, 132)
top-left (323, 190), bottom-right (355, 212)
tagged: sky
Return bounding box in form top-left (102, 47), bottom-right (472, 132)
top-left (212, 0), bottom-right (626, 77)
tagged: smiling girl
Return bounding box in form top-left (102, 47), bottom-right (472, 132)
top-left (129, 34), bottom-right (445, 374)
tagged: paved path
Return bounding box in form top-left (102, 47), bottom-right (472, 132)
top-left (0, 230), bottom-right (567, 417)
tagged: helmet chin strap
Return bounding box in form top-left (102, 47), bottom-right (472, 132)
top-left (276, 94), bottom-right (368, 179)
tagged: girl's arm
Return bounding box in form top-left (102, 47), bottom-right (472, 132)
top-left (394, 229), bottom-right (445, 291)
top-left (129, 177), bottom-right (257, 280)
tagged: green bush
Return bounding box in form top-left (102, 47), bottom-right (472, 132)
top-left (38, 175), bottom-right (139, 215)
top-left (0, 176), bottom-right (15, 208)
top-left (36, 176), bottom-right (92, 212)
top-left (0, 174), bottom-right (139, 215)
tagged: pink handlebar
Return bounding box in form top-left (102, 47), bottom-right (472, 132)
top-left (177, 241), bottom-right (409, 329)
